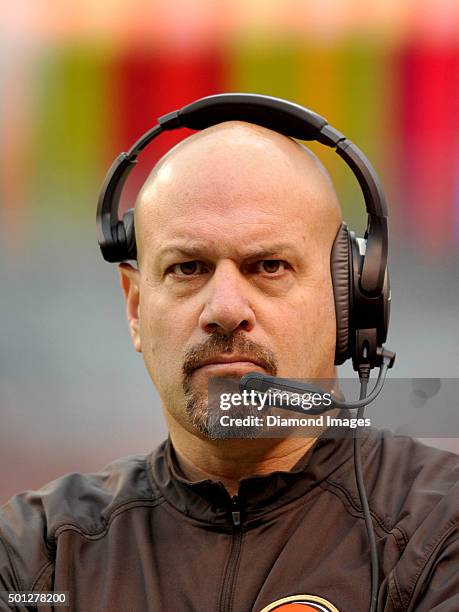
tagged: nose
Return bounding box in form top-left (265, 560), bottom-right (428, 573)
top-left (198, 261), bottom-right (256, 336)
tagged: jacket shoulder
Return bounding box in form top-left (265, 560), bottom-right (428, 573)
top-left (328, 431), bottom-right (459, 536)
top-left (367, 433), bottom-right (459, 532)
top-left (0, 453), bottom-right (159, 591)
top-left (363, 435), bottom-right (459, 610)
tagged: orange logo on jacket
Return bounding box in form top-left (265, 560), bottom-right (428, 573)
top-left (260, 594), bottom-right (339, 612)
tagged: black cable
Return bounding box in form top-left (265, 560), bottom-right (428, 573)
top-left (354, 366), bottom-right (379, 612)
top-left (331, 362), bottom-right (388, 409)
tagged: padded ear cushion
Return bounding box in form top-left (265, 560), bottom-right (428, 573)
top-left (331, 222), bottom-right (351, 364)
top-left (122, 208), bottom-right (137, 261)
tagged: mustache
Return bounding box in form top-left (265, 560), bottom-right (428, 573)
top-left (182, 333), bottom-right (278, 381)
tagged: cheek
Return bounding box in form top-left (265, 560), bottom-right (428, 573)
top-left (264, 280), bottom-right (336, 370)
top-left (302, 279), bottom-right (337, 341)
top-left (138, 294), bottom-right (191, 388)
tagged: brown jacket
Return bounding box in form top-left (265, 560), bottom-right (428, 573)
top-left (1, 429), bottom-right (459, 611)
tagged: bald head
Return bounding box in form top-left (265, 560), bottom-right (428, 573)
top-left (134, 121), bottom-right (341, 266)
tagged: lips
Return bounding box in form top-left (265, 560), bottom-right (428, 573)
top-left (193, 355), bottom-right (266, 375)
top-left (196, 355), bottom-right (262, 367)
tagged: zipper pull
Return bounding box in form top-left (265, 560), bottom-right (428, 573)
top-left (231, 495), bottom-right (241, 527)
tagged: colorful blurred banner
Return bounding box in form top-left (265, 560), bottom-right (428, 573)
top-left (1, 0), bottom-right (459, 250)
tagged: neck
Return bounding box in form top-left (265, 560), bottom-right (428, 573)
top-left (167, 418), bottom-right (318, 497)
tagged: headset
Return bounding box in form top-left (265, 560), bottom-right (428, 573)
top-left (96, 93), bottom-right (396, 612)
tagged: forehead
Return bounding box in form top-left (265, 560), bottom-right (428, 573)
top-left (136, 130), bottom-right (336, 258)
top-left (139, 185), bottom-right (317, 263)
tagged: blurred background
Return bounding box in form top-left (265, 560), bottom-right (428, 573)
top-left (1, 0), bottom-right (459, 504)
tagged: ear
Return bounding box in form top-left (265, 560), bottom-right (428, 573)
top-left (118, 263), bottom-right (142, 353)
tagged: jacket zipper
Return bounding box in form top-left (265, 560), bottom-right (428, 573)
top-left (219, 495), bottom-right (243, 612)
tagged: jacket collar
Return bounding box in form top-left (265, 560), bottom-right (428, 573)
top-left (149, 428), bottom-right (372, 528)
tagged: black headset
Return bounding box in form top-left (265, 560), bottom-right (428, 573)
top-left (96, 93), bottom-right (391, 372)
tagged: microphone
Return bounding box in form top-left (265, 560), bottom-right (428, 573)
top-left (239, 349), bottom-right (395, 414)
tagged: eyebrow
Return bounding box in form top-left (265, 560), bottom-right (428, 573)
top-left (155, 241), bottom-right (299, 262)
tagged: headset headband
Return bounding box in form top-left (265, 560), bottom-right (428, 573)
top-left (97, 93), bottom-right (388, 295)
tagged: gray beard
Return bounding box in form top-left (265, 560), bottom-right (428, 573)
top-left (183, 381), bottom-right (264, 439)
top-left (181, 332), bottom-right (278, 439)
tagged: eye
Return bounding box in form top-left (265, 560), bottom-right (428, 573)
top-left (253, 260), bottom-right (288, 274)
top-left (167, 261), bottom-right (209, 276)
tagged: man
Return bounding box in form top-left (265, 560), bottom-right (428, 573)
top-left (1, 121), bottom-right (459, 612)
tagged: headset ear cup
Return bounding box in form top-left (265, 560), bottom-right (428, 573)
top-left (331, 222), bottom-right (351, 365)
top-left (122, 208), bottom-right (137, 261)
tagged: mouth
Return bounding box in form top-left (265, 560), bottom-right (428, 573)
top-left (192, 357), bottom-right (267, 377)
